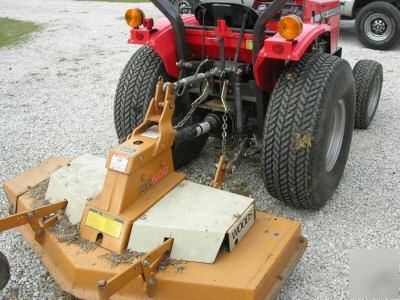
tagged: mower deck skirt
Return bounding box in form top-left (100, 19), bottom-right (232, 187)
top-left (3, 157), bottom-right (307, 300)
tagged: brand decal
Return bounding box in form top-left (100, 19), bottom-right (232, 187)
top-left (313, 7), bottom-right (340, 22)
top-left (231, 211), bottom-right (254, 240)
top-left (138, 165), bottom-right (169, 193)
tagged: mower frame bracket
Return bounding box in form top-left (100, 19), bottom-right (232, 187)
top-left (97, 238), bottom-right (174, 300)
top-left (212, 154), bottom-right (227, 188)
top-left (0, 200), bottom-right (68, 243)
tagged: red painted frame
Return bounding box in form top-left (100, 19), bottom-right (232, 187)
top-left (128, 0), bottom-right (341, 92)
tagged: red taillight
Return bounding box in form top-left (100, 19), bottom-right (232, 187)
top-left (143, 18), bottom-right (154, 30)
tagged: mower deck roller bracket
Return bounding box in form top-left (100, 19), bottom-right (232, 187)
top-left (3, 157), bottom-right (307, 300)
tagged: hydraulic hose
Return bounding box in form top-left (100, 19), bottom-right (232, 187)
top-left (175, 114), bottom-right (220, 145)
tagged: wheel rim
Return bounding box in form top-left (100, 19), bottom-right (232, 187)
top-left (364, 13), bottom-right (393, 42)
top-left (176, 0), bottom-right (192, 14)
top-left (367, 74), bottom-right (381, 118)
top-left (326, 99), bottom-right (346, 172)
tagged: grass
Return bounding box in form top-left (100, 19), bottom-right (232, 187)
top-left (0, 17), bottom-right (40, 48)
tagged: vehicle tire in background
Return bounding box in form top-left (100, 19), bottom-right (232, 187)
top-left (353, 60), bottom-right (383, 129)
top-left (262, 53), bottom-right (355, 209)
top-left (0, 252), bottom-right (10, 290)
top-left (355, 2), bottom-right (400, 50)
top-left (172, 0), bottom-right (198, 14)
top-left (114, 46), bottom-right (207, 169)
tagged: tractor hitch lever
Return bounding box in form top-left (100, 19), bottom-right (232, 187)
top-left (174, 69), bottom-right (217, 96)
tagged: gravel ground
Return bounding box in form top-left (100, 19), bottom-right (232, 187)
top-left (0, 0), bottom-right (399, 299)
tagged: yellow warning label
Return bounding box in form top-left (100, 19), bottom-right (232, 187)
top-left (86, 209), bottom-right (123, 239)
top-left (246, 40), bottom-right (253, 50)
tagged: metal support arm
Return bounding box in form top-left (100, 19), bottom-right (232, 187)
top-left (0, 200), bottom-right (68, 243)
top-left (97, 238), bottom-right (174, 300)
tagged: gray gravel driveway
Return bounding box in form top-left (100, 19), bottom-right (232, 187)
top-left (0, 0), bottom-right (399, 299)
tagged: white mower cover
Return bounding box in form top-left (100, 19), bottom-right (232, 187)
top-left (45, 155), bottom-right (107, 224)
top-left (128, 180), bottom-right (255, 263)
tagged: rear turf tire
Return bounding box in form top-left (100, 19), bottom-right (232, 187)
top-left (355, 2), bottom-right (400, 50)
top-left (353, 60), bottom-right (383, 129)
top-left (0, 252), bottom-right (10, 290)
top-left (262, 53), bottom-right (356, 209)
top-left (114, 46), bottom-right (207, 169)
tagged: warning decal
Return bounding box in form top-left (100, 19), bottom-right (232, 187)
top-left (86, 209), bottom-right (123, 239)
top-left (110, 153), bottom-right (129, 173)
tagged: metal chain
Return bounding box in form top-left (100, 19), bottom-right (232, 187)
top-left (222, 113), bottom-right (228, 155)
top-left (220, 80), bottom-right (229, 156)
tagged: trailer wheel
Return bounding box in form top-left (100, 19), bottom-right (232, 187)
top-left (355, 2), bottom-right (400, 50)
top-left (353, 60), bottom-right (383, 129)
top-left (262, 53), bottom-right (355, 209)
top-left (114, 46), bottom-right (207, 169)
top-left (0, 252), bottom-right (10, 290)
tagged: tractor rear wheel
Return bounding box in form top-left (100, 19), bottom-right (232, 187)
top-left (262, 53), bottom-right (356, 209)
top-left (0, 251), bottom-right (10, 290)
top-left (114, 46), bottom-right (207, 169)
top-left (353, 59), bottom-right (383, 129)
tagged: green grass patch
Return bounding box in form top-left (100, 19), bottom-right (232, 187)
top-left (0, 17), bottom-right (40, 48)
top-left (79, 0), bottom-right (149, 2)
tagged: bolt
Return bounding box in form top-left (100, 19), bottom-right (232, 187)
top-left (97, 280), bottom-right (107, 288)
top-left (27, 211), bottom-right (35, 219)
top-left (148, 279), bottom-right (156, 286)
top-left (169, 103), bottom-right (174, 110)
top-left (142, 259), bottom-right (149, 266)
top-left (140, 156), bottom-right (144, 161)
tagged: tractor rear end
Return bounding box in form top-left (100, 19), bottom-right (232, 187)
top-left (121, 0), bottom-right (383, 209)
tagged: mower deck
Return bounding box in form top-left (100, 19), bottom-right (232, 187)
top-left (4, 157), bottom-right (307, 300)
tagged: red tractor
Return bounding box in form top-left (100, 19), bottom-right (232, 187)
top-left (116, 0), bottom-right (383, 209)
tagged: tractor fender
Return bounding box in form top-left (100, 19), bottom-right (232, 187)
top-left (254, 23), bottom-right (332, 92)
top-left (128, 15), bottom-right (198, 78)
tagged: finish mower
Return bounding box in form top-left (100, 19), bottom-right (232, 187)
top-left (0, 0), bottom-right (383, 299)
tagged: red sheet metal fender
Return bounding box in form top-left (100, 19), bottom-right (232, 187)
top-left (254, 23), bottom-right (332, 92)
top-left (128, 15), bottom-right (199, 78)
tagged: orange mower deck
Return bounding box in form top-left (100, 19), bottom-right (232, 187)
top-left (3, 157), bottom-right (306, 300)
